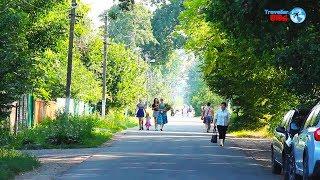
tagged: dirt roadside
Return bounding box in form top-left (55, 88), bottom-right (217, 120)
top-left (14, 133), bottom-right (124, 180)
top-left (228, 137), bottom-right (272, 168)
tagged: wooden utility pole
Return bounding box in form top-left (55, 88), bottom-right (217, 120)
top-left (102, 13), bottom-right (108, 117)
top-left (64, 0), bottom-right (77, 114)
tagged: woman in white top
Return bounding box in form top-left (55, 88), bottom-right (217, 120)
top-left (201, 103), bottom-right (214, 133)
top-left (214, 102), bottom-right (230, 146)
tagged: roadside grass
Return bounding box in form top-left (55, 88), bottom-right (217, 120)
top-left (228, 114), bottom-right (273, 139)
top-left (229, 126), bottom-right (272, 138)
top-left (9, 110), bottom-right (137, 149)
top-left (0, 148), bottom-right (39, 180)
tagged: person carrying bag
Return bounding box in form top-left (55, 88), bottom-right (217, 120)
top-left (213, 102), bottom-right (231, 147)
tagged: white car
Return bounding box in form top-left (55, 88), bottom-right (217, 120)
top-left (288, 103), bottom-right (320, 179)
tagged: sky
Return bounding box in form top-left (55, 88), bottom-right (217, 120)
top-left (82, 0), bottom-right (153, 28)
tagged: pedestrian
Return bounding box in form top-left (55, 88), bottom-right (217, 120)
top-left (214, 102), bottom-right (231, 146)
top-left (152, 98), bottom-right (160, 131)
top-left (157, 98), bottom-right (168, 131)
top-left (202, 103), bottom-right (214, 133)
top-left (145, 112), bottom-right (152, 131)
top-left (136, 99), bottom-right (146, 130)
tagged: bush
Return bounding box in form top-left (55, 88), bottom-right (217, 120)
top-left (12, 111), bottom-right (137, 149)
top-left (0, 148), bottom-right (39, 179)
top-left (228, 114), bottom-right (267, 132)
top-left (0, 119), bottom-right (12, 147)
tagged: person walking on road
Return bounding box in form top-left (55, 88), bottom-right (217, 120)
top-left (152, 98), bottom-right (160, 131)
top-left (202, 103), bottom-right (214, 133)
top-left (214, 102), bottom-right (231, 146)
top-left (157, 98), bottom-right (168, 131)
top-left (145, 112), bottom-right (152, 131)
top-left (136, 99), bottom-right (146, 130)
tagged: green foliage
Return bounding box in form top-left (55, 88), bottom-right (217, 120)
top-left (105, 43), bottom-right (148, 110)
top-left (190, 84), bottom-right (222, 116)
top-left (30, 2), bottom-right (101, 102)
top-left (179, 0), bottom-right (320, 130)
top-left (10, 113), bottom-right (136, 149)
top-left (108, 4), bottom-right (156, 48)
top-left (147, 50), bottom-right (195, 106)
top-left (186, 60), bottom-right (222, 116)
top-left (143, 0), bottom-right (186, 62)
top-left (0, 0), bottom-right (102, 121)
top-left (0, 149), bottom-right (39, 180)
top-left (118, 0), bottom-right (135, 11)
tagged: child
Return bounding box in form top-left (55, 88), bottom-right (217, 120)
top-left (145, 112), bottom-right (152, 130)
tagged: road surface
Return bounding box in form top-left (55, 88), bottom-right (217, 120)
top-left (58, 116), bottom-right (279, 180)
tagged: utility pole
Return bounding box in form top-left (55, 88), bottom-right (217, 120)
top-left (64, 0), bottom-right (77, 114)
top-left (102, 12), bottom-right (108, 117)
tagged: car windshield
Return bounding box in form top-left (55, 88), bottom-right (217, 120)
top-left (291, 109), bottom-right (310, 128)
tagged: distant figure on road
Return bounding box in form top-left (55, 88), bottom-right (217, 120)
top-left (136, 99), bottom-right (146, 131)
top-left (157, 98), bottom-right (168, 131)
top-left (170, 109), bottom-right (175, 116)
top-left (145, 112), bottom-right (152, 131)
top-left (202, 103), bottom-right (214, 133)
top-left (152, 98), bottom-right (160, 131)
top-left (214, 102), bottom-right (231, 146)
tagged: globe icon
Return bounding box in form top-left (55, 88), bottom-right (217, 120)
top-left (290, 7), bottom-right (306, 24)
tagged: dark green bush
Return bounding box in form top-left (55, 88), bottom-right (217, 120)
top-left (228, 114), bottom-right (267, 132)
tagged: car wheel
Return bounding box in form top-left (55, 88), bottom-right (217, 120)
top-left (271, 147), bottom-right (282, 174)
top-left (284, 153), bottom-right (299, 180)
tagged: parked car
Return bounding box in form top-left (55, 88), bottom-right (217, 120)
top-left (271, 109), bottom-right (309, 175)
top-left (286, 103), bottom-right (320, 180)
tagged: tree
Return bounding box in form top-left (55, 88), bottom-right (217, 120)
top-left (0, 0), bottom-right (71, 119)
top-left (108, 4), bottom-right (156, 49)
top-left (186, 59), bottom-right (222, 116)
top-left (0, 0), bottom-right (103, 121)
top-left (142, 0), bottom-right (186, 63)
top-left (179, 0), bottom-right (320, 129)
top-left (105, 42), bottom-right (147, 110)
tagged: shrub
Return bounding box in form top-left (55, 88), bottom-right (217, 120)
top-left (0, 120), bottom-right (12, 147)
top-left (228, 114), bottom-right (267, 132)
top-left (12, 111), bottom-right (137, 149)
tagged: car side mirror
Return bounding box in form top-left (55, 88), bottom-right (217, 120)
top-left (276, 126), bottom-right (286, 134)
top-left (289, 122), bottom-right (300, 135)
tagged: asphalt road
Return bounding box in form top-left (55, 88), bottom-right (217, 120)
top-left (58, 116), bottom-right (279, 180)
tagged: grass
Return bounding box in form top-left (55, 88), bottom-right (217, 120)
top-left (0, 148), bottom-right (39, 180)
top-left (227, 114), bottom-right (273, 139)
top-left (229, 126), bottom-right (272, 138)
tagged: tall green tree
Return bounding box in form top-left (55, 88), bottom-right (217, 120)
top-left (0, 0), bottom-right (103, 120)
top-left (0, 0), bottom-right (71, 119)
top-left (108, 4), bottom-right (156, 49)
top-left (179, 0), bottom-right (320, 129)
top-left (142, 0), bottom-right (186, 62)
